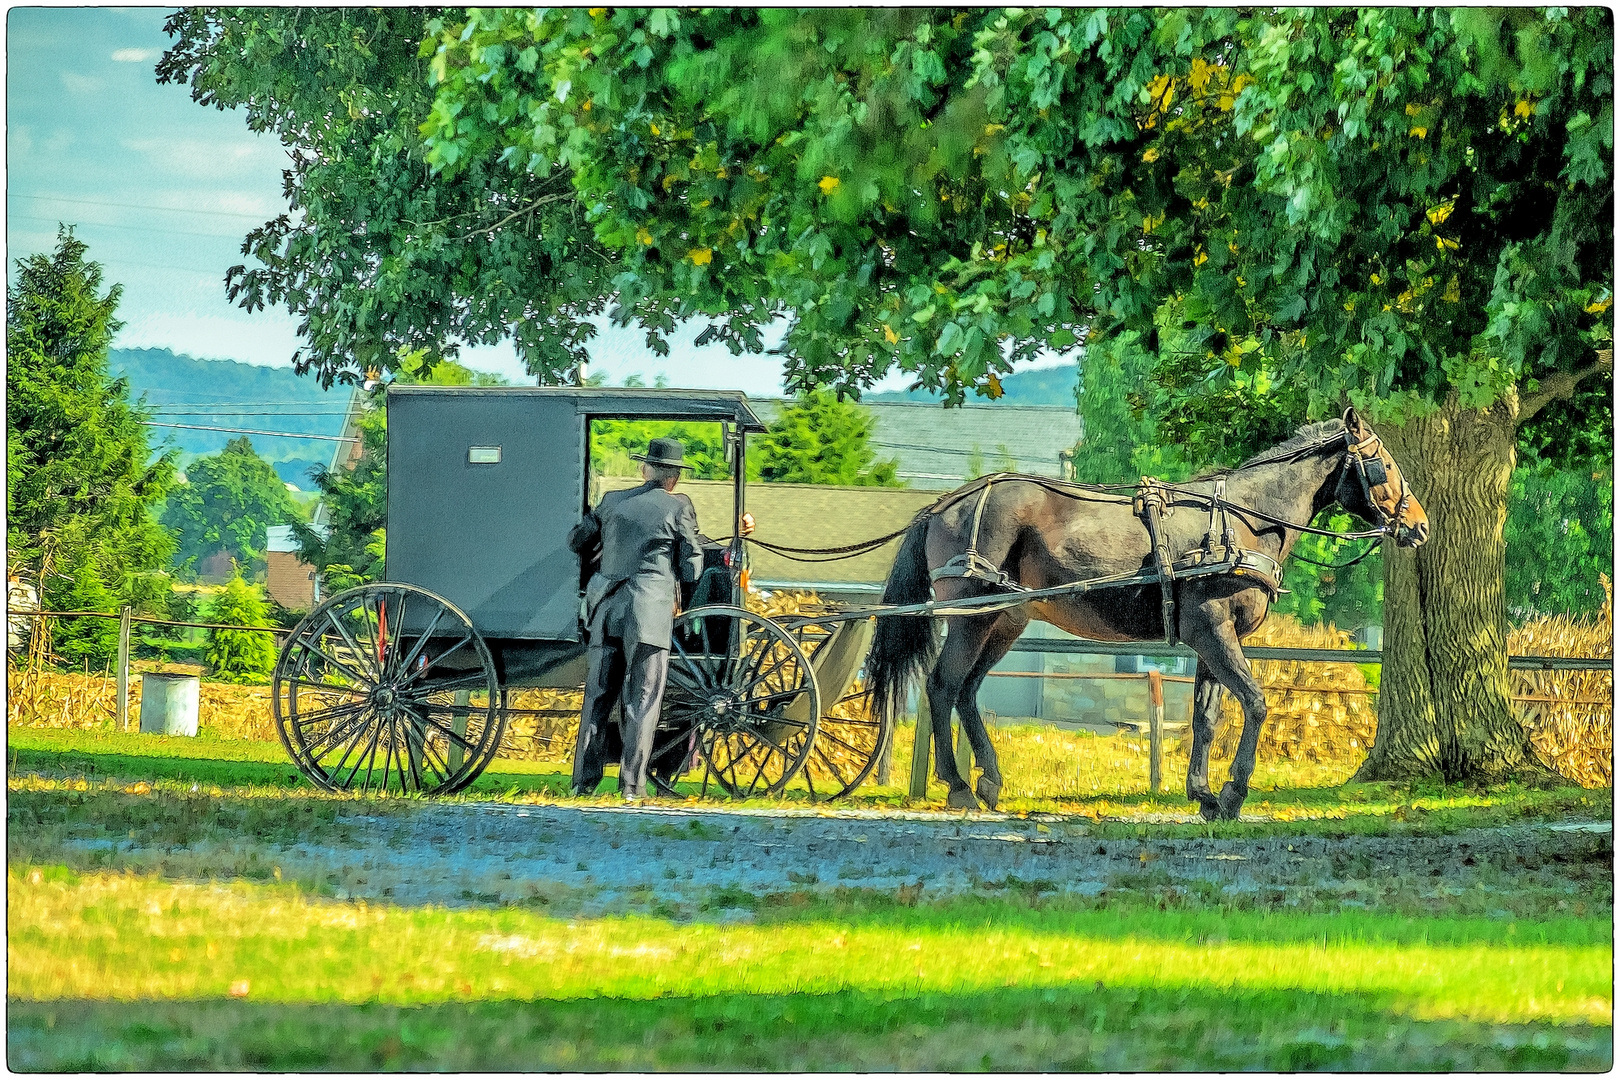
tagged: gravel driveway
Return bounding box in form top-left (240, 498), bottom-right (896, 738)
top-left (238, 802), bottom-right (1611, 917)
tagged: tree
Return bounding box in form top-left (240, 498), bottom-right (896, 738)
top-left (158, 7), bottom-right (782, 387)
top-left (162, 436), bottom-right (297, 576)
top-left (1505, 463), bottom-right (1613, 620)
top-left (756, 391), bottom-right (902, 486)
top-left (426, 8), bottom-right (1611, 785)
top-left (7, 228), bottom-right (175, 657)
top-left (203, 573), bottom-right (277, 682)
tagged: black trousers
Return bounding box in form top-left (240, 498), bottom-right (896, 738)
top-left (572, 638), bottom-right (670, 797)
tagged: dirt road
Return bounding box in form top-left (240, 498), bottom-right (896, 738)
top-left (200, 801), bottom-right (1611, 917)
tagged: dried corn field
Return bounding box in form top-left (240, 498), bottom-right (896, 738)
top-left (1507, 578), bottom-right (1613, 787)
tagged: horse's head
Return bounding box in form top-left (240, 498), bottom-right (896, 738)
top-left (1335, 408), bottom-right (1429, 547)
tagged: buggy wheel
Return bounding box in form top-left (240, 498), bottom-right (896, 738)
top-left (784, 619), bottom-right (891, 802)
top-left (664, 606), bottom-right (819, 799)
top-left (802, 688), bottom-right (892, 803)
top-left (273, 583), bottom-right (504, 796)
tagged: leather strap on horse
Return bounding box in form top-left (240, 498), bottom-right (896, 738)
top-left (1133, 477), bottom-right (1180, 644)
top-left (929, 474), bottom-right (1027, 591)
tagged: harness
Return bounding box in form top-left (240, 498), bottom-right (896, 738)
top-left (924, 427), bottom-right (1411, 644)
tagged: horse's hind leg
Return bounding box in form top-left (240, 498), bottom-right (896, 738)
top-left (1183, 613), bottom-right (1268, 821)
top-left (926, 614), bottom-right (1000, 810)
top-left (955, 611), bottom-right (1027, 810)
top-left (1184, 663), bottom-right (1224, 821)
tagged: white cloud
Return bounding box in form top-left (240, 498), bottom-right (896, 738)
top-left (110, 48), bottom-right (159, 63)
top-left (59, 72), bottom-right (102, 95)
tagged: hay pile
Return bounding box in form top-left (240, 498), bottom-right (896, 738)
top-left (1210, 616), bottom-right (1379, 764)
top-left (1508, 577), bottom-right (1612, 787)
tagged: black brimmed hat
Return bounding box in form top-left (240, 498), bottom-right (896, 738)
top-left (631, 437), bottom-right (694, 470)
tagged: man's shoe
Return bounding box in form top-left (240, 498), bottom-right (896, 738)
top-left (621, 791), bottom-right (646, 805)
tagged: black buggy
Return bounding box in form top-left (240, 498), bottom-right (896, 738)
top-left (271, 386), bottom-right (888, 802)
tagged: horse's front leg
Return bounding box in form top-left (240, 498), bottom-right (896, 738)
top-left (1184, 663), bottom-right (1224, 821)
top-left (1183, 614), bottom-right (1268, 821)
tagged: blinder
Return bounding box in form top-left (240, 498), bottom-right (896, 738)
top-left (1360, 457), bottom-right (1388, 488)
top-left (1345, 431), bottom-right (1408, 534)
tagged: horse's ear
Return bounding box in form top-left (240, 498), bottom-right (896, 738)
top-left (1342, 406), bottom-right (1368, 438)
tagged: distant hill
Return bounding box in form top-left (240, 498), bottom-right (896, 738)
top-left (110, 348), bottom-right (352, 489)
top-left (867, 363), bottom-right (1078, 407)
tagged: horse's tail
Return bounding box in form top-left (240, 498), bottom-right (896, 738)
top-left (865, 515), bottom-right (938, 728)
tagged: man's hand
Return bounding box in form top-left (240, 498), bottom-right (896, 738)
top-left (740, 512), bottom-right (756, 537)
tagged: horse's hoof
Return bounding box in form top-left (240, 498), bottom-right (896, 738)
top-left (1217, 782), bottom-right (1247, 821)
top-left (975, 776), bottom-right (1001, 811)
top-left (1197, 800), bottom-right (1221, 822)
top-left (946, 787), bottom-right (981, 811)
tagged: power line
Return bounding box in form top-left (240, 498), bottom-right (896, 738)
top-left (7, 212), bottom-right (248, 241)
top-left (9, 192), bottom-right (275, 220)
top-left (142, 421), bottom-right (357, 443)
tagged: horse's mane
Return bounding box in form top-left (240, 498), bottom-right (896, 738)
top-left (1193, 418), bottom-right (1348, 479)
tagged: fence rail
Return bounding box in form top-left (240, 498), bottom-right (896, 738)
top-left (1004, 636), bottom-right (1613, 671)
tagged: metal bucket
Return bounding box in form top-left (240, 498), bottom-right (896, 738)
top-left (139, 673), bottom-right (200, 737)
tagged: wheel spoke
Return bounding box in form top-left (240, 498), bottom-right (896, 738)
top-left (670, 633), bottom-right (716, 693)
top-left (345, 719), bottom-right (386, 792)
top-left (325, 607), bottom-right (381, 683)
top-left (304, 708), bottom-right (376, 759)
top-left (284, 676), bottom-right (368, 700)
top-left (396, 638), bottom-right (476, 690)
top-left (382, 592), bottom-right (410, 681)
top-left (300, 637), bottom-right (374, 690)
top-left (289, 700), bottom-right (370, 731)
top-left (393, 606), bottom-right (446, 681)
top-left (320, 708), bottom-right (376, 781)
top-left (402, 703), bottom-right (482, 753)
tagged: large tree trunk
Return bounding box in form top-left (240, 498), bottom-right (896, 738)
top-left (1354, 391), bottom-right (1559, 784)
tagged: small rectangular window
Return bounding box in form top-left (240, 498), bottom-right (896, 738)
top-left (468, 446), bottom-right (502, 464)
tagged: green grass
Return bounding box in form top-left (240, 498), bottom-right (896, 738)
top-left (7, 867), bottom-right (1611, 1071)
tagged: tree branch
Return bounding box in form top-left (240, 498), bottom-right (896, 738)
top-left (1519, 348), bottom-right (1613, 421)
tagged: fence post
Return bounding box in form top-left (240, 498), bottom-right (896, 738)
top-left (1147, 667), bottom-right (1163, 795)
top-left (908, 694), bottom-right (932, 799)
top-left (446, 687), bottom-right (472, 774)
top-left (116, 606), bottom-right (131, 732)
top-left (875, 721), bottom-right (893, 786)
top-left (954, 717), bottom-right (973, 783)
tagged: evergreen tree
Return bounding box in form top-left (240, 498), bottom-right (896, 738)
top-left (203, 573), bottom-right (277, 682)
top-left (757, 392), bottom-right (902, 486)
top-left (7, 228), bottom-right (175, 656)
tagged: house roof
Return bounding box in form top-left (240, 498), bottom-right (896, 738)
top-left (753, 399), bottom-right (1082, 489)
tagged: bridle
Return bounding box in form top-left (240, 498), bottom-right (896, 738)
top-left (1342, 430), bottom-right (1413, 535)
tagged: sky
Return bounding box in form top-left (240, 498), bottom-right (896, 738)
top-left (6, 7), bottom-right (1068, 394)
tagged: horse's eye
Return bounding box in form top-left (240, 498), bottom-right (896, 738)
top-left (1363, 458), bottom-right (1388, 486)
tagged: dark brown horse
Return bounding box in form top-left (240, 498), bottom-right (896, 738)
top-left (866, 408), bottom-right (1429, 819)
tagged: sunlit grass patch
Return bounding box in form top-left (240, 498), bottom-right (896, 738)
top-left (8, 868), bottom-right (1610, 1029)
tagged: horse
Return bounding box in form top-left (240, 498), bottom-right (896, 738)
top-left (865, 408), bottom-right (1429, 820)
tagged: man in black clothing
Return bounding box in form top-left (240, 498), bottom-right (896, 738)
top-left (566, 437), bottom-right (704, 800)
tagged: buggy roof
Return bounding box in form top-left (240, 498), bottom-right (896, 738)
top-left (385, 385), bottom-right (768, 432)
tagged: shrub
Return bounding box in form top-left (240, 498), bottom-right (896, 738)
top-left (203, 574), bottom-right (277, 683)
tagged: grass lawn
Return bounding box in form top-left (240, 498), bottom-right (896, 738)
top-left (7, 867), bottom-right (1611, 1071)
top-left (8, 725), bottom-right (1613, 1070)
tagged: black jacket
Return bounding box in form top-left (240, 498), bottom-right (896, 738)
top-left (567, 481), bottom-right (704, 648)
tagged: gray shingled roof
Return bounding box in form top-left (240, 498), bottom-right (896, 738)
top-left (753, 399), bottom-right (1082, 490)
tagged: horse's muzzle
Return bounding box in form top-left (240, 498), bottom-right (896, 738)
top-left (1395, 520), bottom-right (1429, 548)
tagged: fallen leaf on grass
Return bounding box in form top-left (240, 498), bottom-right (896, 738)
top-left (228, 979), bottom-right (250, 998)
